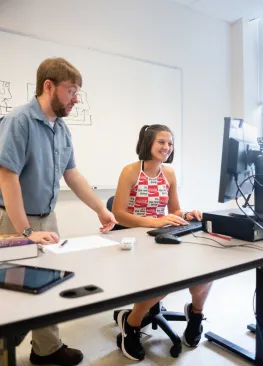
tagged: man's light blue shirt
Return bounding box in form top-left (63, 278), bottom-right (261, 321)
top-left (0, 97), bottom-right (75, 214)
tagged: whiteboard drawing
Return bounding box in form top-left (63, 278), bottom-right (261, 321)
top-left (27, 83), bottom-right (92, 125)
top-left (27, 83), bottom-right (36, 102)
top-left (65, 90), bottom-right (92, 125)
top-left (0, 81), bottom-right (13, 116)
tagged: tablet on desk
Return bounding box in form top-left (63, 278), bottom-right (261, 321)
top-left (0, 263), bottom-right (74, 294)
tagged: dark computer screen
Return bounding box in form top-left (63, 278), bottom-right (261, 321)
top-left (218, 117), bottom-right (263, 218)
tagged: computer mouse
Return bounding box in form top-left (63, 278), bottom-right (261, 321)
top-left (155, 234), bottom-right (182, 244)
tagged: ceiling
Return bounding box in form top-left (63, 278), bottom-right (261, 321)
top-left (0, 0), bottom-right (262, 24)
top-left (170, 0), bottom-right (263, 22)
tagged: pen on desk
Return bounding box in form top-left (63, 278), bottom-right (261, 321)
top-left (209, 232), bottom-right (232, 241)
top-left (60, 240), bottom-right (68, 247)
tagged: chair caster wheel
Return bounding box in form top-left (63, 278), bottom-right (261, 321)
top-left (170, 342), bottom-right (182, 358)
top-left (117, 333), bottom-right (122, 349)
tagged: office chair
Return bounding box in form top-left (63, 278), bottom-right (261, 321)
top-left (107, 196), bottom-right (186, 357)
top-left (106, 196), bottom-right (127, 231)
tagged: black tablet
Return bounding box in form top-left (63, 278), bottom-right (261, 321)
top-left (0, 263), bottom-right (74, 294)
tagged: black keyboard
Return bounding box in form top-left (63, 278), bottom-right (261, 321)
top-left (147, 221), bottom-right (203, 237)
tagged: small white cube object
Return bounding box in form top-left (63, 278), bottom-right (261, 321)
top-left (120, 237), bottom-right (135, 250)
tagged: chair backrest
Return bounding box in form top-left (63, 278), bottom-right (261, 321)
top-left (106, 196), bottom-right (115, 212)
top-left (107, 196), bottom-right (127, 231)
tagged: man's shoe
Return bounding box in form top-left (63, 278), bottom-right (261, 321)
top-left (117, 310), bottom-right (145, 361)
top-left (30, 344), bottom-right (83, 366)
top-left (182, 303), bottom-right (204, 347)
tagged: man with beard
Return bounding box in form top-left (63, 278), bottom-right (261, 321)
top-left (0, 58), bottom-right (117, 366)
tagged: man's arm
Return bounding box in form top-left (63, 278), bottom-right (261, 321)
top-left (0, 167), bottom-right (59, 243)
top-left (64, 168), bottom-right (117, 232)
top-left (0, 166), bottom-right (30, 233)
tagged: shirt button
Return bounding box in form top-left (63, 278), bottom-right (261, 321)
top-left (55, 167), bottom-right (59, 172)
top-left (55, 151), bottom-right (58, 155)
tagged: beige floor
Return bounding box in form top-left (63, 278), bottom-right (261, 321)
top-left (16, 269), bottom-right (257, 366)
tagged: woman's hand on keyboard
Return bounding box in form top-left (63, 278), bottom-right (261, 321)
top-left (153, 214), bottom-right (188, 228)
top-left (185, 210), bottom-right (202, 221)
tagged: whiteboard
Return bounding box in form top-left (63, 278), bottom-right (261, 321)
top-left (0, 30), bottom-right (182, 189)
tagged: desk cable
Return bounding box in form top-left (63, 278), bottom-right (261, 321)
top-left (180, 231), bottom-right (263, 252)
top-left (234, 174), bottom-right (263, 231)
top-left (185, 231), bottom-right (263, 342)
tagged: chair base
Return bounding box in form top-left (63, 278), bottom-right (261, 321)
top-left (114, 302), bottom-right (186, 358)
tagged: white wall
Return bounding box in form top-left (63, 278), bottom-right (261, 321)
top-left (258, 19), bottom-right (263, 134)
top-left (231, 18), bottom-right (261, 130)
top-left (231, 19), bottom-right (245, 119)
top-left (0, 0), bottom-right (231, 237)
top-left (243, 19), bottom-right (261, 129)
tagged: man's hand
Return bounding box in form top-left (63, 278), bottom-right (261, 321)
top-left (28, 231), bottom-right (60, 245)
top-left (98, 208), bottom-right (118, 233)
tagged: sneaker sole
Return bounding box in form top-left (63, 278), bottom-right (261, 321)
top-left (117, 310), bottom-right (141, 361)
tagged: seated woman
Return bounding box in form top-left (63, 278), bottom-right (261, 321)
top-left (112, 124), bottom-right (212, 361)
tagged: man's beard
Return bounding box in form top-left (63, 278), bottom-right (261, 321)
top-left (51, 91), bottom-right (69, 118)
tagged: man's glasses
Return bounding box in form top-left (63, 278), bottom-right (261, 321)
top-left (51, 80), bottom-right (80, 100)
top-left (61, 85), bottom-right (80, 99)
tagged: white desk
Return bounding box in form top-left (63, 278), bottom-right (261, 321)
top-left (1, 228), bottom-right (263, 365)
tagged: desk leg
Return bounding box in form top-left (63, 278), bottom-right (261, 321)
top-left (4, 337), bottom-right (16, 366)
top-left (204, 267), bottom-right (263, 365)
top-left (256, 267), bottom-right (263, 364)
top-left (204, 332), bottom-right (255, 363)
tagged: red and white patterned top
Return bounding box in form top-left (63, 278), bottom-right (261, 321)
top-left (127, 162), bottom-right (170, 218)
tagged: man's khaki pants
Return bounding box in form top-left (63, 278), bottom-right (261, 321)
top-left (0, 208), bottom-right (63, 361)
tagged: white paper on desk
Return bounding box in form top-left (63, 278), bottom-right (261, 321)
top-left (38, 236), bottom-right (119, 254)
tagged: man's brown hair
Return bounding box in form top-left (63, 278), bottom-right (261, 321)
top-left (36, 57), bottom-right (82, 96)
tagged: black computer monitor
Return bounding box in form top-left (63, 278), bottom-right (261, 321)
top-left (218, 117), bottom-right (263, 219)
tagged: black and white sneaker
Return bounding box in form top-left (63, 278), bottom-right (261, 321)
top-left (30, 344), bottom-right (83, 366)
top-left (117, 310), bottom-right (145, 361)
top-left (182, 303), bottom-right (204, 347)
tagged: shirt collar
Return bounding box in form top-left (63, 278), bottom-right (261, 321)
top-left (29, 96), bottom-right (64, 127)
